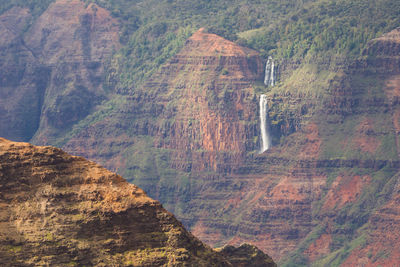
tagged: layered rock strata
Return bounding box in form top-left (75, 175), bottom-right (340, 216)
top-left (4, 1), bottom-right (400, 265)
top-left (61, 26), bottom-right (400, 265)
top-left (64, 28), bottom-right (264, 175)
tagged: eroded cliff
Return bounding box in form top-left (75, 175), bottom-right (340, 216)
top-left (0, 0), bottom-right (120, 143)
top-left (2, 1), bottom-right (400, 266)
top-left (64, 28), bottom-right (263, 174)
top-left (59, 24), bottom-right (400, 266)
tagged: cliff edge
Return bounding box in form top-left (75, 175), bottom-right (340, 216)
top-left (0, 137), bottom-right (275, 266)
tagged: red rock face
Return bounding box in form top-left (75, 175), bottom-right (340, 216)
top-left (65, 29), bottom-right (264, 174)
top-left (155, 34), bottom-right (262, 172)
top-left (3, 1), bottom-right (397, 263)
top-left (61, 26), bottom-right (400, 265)
top-left (341, 179), bottom-right (400, 267)
top-left (175, 28), bottom-right (400, 264)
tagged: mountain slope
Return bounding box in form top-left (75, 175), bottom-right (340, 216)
top-left (59, 25), bottom-right (400, 267)
top-left (1, 0), bottom-right (400, 266)
top-left (0, 0), bottom-right (120, 143)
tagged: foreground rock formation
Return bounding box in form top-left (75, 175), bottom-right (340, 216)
top-left (0, 138), bottom-right (275, 266)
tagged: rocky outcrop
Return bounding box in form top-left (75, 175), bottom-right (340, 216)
top-left (217, 244), bottom-right (277, 267)
top-left (353, 27), bottom-right (400, 74)
top-left (0, 137), bottom-right (277, 266)
top-left (191, 28), bottom-right (400, 265)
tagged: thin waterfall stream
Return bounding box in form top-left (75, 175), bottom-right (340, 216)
top-left (259, 56), bottom-right (275, 153)
top-left (259, 94), bottom-right (271, 153)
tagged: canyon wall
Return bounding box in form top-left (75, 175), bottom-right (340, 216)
top-left (63, 28), bottom-right (264, 178)
top-left (0, 0), bottom-right (120, 143)
top-left (61, 25), bottom-right (400, 265)
top-left (2, 1), bottom-right (400, 266)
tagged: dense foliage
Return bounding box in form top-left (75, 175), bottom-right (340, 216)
top-left (2, 0), bottom-right (399, 91)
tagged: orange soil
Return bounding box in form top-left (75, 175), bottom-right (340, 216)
top-left (191, 221), bottom-right (223, 245)
top-left (298, 122), bottom-right (322, 159)
top-left (186, 28), bottom-right (259, 57)
top-left (352, 118), bottom-right (381, 154)
top-left (342, 192), bottom-right (400, 267)
top-left (322, 174), bottom-right (371, 210)
top-left (304, 234), bottom-right (332, 262)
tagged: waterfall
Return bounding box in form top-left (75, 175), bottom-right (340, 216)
top-left (260, 56), bottom-right (276, 153)
top-left (259, 94), bottom-right (271, 153)
top-left (270, 60), bottom-right (275, 87)
top-left (263, 56), bottom-right (275, 87)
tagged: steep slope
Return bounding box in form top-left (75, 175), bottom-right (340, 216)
top-left (62, 28), bottom-right (263, 198)
top-left (0, 7), bottom-right (45, 141)
top-left (217, 27), bottom-right (400, 266)
top-left (57, 25), bottom-right (400, 265)
top-left (2, 1), bottom-right (400, 266)
top-left (0, 0), bottom-right (119, 143)
top-left (335, 27), bottom-right (400, 267)
top-left (0, 137), bottom-right (276, 266)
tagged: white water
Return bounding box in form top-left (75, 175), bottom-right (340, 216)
top-left (270, 60), bottom-right (275, 87)
top-left (263, 56), bottom-right (275, 87)
top-left (259, 94), bottom-right (271, 153)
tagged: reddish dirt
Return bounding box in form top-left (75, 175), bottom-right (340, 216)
top-left (298, 122), bottom-right (322, 159)
top-left (384, 75), bottom-right (400, 157)
top-left (342, 184), bottom-right (400, 267)
top-left (186, 28), bottom-right (259, 57)
top-left (322, 174), bottom-right (371, 211)
top-left (270, 177), bottom-right (309, 202)
top-left (191, 221), bottom-right (223, 246)
top-left (304, 234), bottom-right (332, 262)
top-left (374, 27), bottom-right (400, 43)
top-left (352, 118), bottom-right (381, 154)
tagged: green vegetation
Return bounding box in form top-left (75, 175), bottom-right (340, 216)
top-left (89, 0), bottom-right (400, 93)
top-left (6, 245), bottom-right (22, 253)
top-left (2, 0), bottom-right (399, 93)
top-left (281, 164), bottom-right (398, 266)
top-left (0, 0), bottom-right (53, 17)
top-left (2, 1), bottom-right (400, 265)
